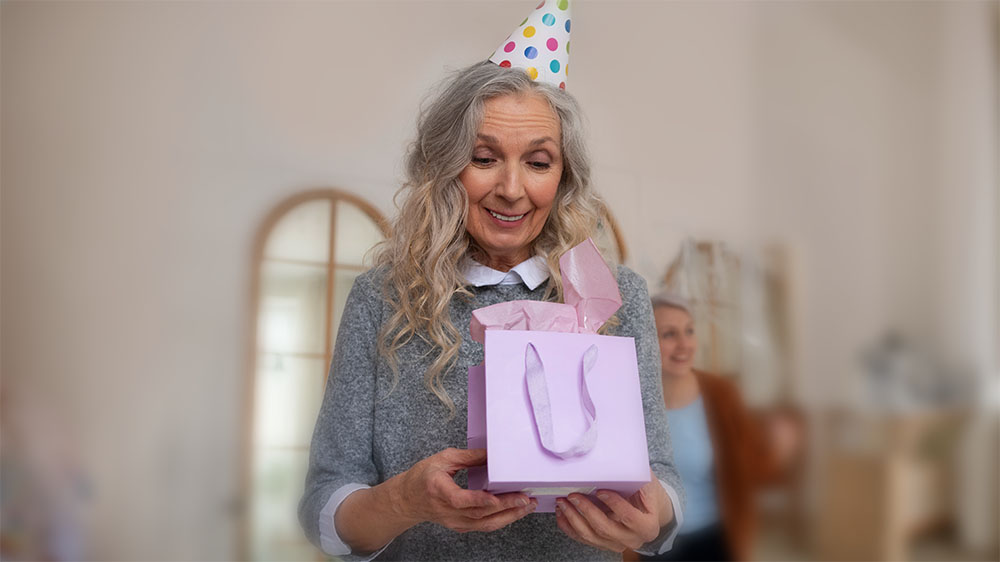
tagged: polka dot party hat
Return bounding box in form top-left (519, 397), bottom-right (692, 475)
top-left (489, 0), bottom-right (571, 89)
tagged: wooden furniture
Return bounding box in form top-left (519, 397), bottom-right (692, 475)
top-left (814, 410), bottom-right (963, 561)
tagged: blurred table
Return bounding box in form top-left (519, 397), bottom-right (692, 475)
top-left (815, 409), bottom-right (964, 561)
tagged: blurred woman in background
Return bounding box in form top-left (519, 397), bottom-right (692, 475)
top-left (636, 292), bottom-right (800, 562)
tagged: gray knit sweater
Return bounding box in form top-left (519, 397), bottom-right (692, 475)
top-left (299, 265), bottom-right (683, 561)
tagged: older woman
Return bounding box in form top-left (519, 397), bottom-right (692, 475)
top-left (642, 292), bottom-right (799, 562)
top-left (298, 61), bottom-right (683, 561)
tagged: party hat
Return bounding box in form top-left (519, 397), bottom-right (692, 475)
top-left (489, 0), bottom-right (571, 89)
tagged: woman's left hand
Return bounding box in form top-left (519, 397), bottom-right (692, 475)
top-left (554, 474), bottom-right (673, 553)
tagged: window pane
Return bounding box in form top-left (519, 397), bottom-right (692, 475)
top-left (258, 261), bottom-right (327, 355)
top-left (250, 194), bottom-right (389, 562)
top-left (265, 199), bottom-right (331, 263)
top-left (330, 268), bottom-right (362, 350)
top-left (249, 449), bottom-right (315, 561)
top-left (334, 201), bottom-right (384, 266)
top-left (254, 354), bottom-right (327, 448)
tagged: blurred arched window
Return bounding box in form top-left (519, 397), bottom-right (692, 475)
top-left (243, 190), bottom-right (387, 561)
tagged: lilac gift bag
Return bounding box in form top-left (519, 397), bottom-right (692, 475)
top-left (467, 239), bottom-right (650, 512)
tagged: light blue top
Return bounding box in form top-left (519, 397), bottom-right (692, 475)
top-left (666, 396), bottom-right (720, 533)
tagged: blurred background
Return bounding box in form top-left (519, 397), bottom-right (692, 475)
top-left (2, 1), bottom-right (997, 561)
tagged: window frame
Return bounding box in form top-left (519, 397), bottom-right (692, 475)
top-left (240, 189), bottom-right (389, 561)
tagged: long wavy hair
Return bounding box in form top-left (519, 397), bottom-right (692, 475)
top-left (372, 61), bottom-right (608, 413)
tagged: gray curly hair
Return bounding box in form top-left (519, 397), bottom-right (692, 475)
top-left (372, 61), bottom-right (608, 413)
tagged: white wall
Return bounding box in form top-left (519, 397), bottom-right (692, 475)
top-left (2, 1), bottom-right (995, 559)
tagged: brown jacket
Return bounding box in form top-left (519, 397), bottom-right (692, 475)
top-left (696, 370), bottom-right (779, 561)
top-left (624, 372), bottom-right (783, 562)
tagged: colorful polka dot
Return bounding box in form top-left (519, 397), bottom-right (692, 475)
top-left (488, 0), bottom-right (573, 89)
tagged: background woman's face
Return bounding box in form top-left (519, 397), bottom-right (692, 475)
top-left (654, 305), bottom-right (698, 378)
top-left (459, 93), bottom-right (562, 269)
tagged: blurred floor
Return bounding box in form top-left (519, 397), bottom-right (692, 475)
top-left (754, 525), bottom-right (807, 562)
top-left (910, 536), bottom-right (998, 562)
top-left (755, 525), bottom-right (999, 562)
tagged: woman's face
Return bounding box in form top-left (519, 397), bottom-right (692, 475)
top-left (459, 93), bottom-right (563, 270)
top-left (654, 305), bottom-right (697, 379)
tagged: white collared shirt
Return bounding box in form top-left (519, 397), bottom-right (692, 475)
top-left (461, 254), bottom-right (550, 290)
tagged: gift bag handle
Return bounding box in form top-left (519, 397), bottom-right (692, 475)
top-left (524, 343), bottom-right (599, 459)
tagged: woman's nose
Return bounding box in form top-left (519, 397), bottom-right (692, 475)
top-left (677, 334), bottom-right (694, 352)
top-left (494, 163), bottom-right (526, 201)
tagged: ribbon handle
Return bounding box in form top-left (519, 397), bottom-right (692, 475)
top-left (524, 343), bottom-right (599, 459)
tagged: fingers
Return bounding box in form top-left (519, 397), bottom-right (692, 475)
top-left (436, 447), bottom-right (488, 469)
top-left (443, 498), bottom-right (538, 533)
top-left (457, 491), bottom-right (530, 517)
top-left (556, 492), bottom-right (660, 552)
top-left (602, 489), bottom-right (659, 544)
top-left (554, 501), bottom-right (586, 542)
top-left (447, 488), bottom-right (502, 510)
top-left (599, 490), bottom-right (642, 529)
top-left (555, 496), bottom-right (625, 552)
top-left (475, 492), bottom-right (533, 515)
top-left (412, 447), bottom-right (538, 535)
top-left (431, 474), bottom-right (499, 510)
top-left (429, 470), bottom-right (529, 517)
top-left (469, 498), bottom-right (538, 532)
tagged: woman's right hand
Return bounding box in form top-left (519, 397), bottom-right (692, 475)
top-left (387, 447), bottom-right (537, 532)
top-left (337, 447), bottom-right (536, 553)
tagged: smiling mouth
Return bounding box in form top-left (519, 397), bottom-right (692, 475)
top-left (488, 209), bottom-right (526, 222)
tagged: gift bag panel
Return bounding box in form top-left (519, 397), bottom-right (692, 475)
top-left (483, 329), bottom-right (651, 490)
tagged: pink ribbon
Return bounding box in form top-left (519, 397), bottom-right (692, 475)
top-left (470, 238), bottom-right (622, 342)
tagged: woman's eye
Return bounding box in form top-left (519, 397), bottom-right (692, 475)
top-left (528, 161), bottom-right (551, 170)
top-left (472, 157), bottom-right (495, 166)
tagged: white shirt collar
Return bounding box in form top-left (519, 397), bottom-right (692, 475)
top-left (461, 255), bottom-right (550, 290)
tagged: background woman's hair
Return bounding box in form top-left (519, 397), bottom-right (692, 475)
top-left (372, 61), bottom-right (608, 413)
top-left (650, 291), bottom-right (693, 314)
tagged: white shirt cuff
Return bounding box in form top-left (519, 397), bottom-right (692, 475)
top-left (633, 479), bottom-right (684, 556)
top-left (319, 483), bottom-right (393, 560)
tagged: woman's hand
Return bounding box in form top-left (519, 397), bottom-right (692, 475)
top-left (388, 447), bottom-right (537, 533)
top-left (337, 447), bottom-right (536, 553)
top-left (554, 473), bottom-right (673, 553)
